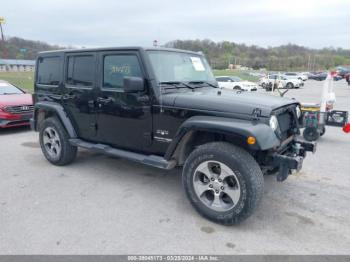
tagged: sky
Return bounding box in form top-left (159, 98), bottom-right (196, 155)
top-left (1, 0), bottom-right (350, 49)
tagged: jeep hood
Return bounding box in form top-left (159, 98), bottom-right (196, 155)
top-left (162, 88), bottom-right (298, 117)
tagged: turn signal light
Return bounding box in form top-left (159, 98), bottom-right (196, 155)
top-left (247, 136), bottom-right (256, 145)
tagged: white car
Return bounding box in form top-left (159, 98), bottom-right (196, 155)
top-left (282, 75), bottom-right (304, 87)
top-left (284, 72), bottom-right (308, 81)
top-left (259, 74), bottom-right (300, 90)
top-left (215, 76), bottom-right (258, 91)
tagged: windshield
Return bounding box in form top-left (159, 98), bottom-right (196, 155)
top-left (0, 83), bottom-right (23, 95)
top-left (147, 51), bottom-right (216, 84)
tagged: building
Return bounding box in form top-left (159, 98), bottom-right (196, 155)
top-left (0, 59), bottom-right (35, 72)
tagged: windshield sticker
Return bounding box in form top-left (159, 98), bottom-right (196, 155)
top-left (190, 57), bottom-right (205, 71)
top-left (0, 83), bottom-right (9, 87)
top-left (111, 65), bottom-right (131, 74)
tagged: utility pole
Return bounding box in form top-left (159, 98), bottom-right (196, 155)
top-left (0, 17), bottom-right (5, 42)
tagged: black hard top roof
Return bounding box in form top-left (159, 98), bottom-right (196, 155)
top-left (39, 47), bottom-right (203, 56)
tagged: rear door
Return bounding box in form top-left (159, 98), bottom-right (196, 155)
top-left (62, 52), bottom-right (98, 140)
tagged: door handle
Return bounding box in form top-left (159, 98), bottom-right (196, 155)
top-left (96, 97), bottom-right (114, 104)
top-left (62, 93), bottom-right (76, 100)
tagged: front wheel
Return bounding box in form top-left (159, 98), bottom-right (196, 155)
top-left (182, 142), bottom-right (264, 225)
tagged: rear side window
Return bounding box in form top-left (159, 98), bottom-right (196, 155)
top-left (66, 55), bottom-right (95, 86)
top-left (37, 56), bottom-right (61, 85)
top-left (103, 55), bottom-right (142, 89)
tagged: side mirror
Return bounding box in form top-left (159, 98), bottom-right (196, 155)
top-left (123, 76), bottom-right (144, 93)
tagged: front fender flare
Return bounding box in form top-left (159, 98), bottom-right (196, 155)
top-left (32, 101), bottom-right (77, 138)
top-left (165, 116), bottom-right (280, 160)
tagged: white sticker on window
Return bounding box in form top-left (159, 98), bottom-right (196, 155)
top-left (0, 83), bottom-right (9, 87)
top-left (190, 57), bottom-right (205, 71)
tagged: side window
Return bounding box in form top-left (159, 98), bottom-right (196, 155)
top-left (216, 77), bottom-right (225, 82)
top-left (103, 55), bottom-right (142, 89)
top-left (37, 56), bottom-right (61, 85)
top-left (66, 55), bottom-right (94, 87)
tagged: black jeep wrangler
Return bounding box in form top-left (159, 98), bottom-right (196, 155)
top-left (31, 47), bottom-right (315, 225)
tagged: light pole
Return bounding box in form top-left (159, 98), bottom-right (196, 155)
top-left (0, 17), bottom-right (5, 42)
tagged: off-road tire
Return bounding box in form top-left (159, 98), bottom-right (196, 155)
top-left (320, 127), bottom-right (326, 136)
top-left (182, 142), bottom-right (264, 225)
top-left (303, 127), bottom-right (320, 141)
top-left (39, 117), bottom-right (77, 166)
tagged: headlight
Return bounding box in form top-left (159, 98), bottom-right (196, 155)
top-left (296, 106), bottom-right (301, 119)
top-left (269, 115), bottom-right (279, 131)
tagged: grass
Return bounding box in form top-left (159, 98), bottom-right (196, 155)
top-left (213, 69), bottom-right (260, 82)
top-left (0, 69), bottom-right (260, 93)
top-left (0, 72), bottom-right (35, 93)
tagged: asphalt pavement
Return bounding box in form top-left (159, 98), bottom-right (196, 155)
top-left (0, 80), bottom-right (349, 254)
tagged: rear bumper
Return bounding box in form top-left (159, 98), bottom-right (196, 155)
top-left (269, 140), bottom-right (316, 181)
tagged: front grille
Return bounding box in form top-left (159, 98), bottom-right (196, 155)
top-left (275, 105), bottom-right (299, 141)
top-left (4, 105), bottom-right (34, 114)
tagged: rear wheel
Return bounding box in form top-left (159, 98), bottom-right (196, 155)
top-left (39, 117), bottom-right (77, 166)
top-left (233, 86), bottom-right (241, 90)
top-left (303, 127), bottom-right (320, 141)
top-left (320, 126), bottom-right (326, 136)
top-left (182, 142), bottom-right (264, 225)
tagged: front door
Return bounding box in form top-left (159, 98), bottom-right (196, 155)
top-left (62, 52), bottom-right (97, 140)
top-left (95, 51), bottom-right (152, 151)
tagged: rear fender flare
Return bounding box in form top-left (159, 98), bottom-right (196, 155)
top-left (33, 101), bottom-right (77, 138)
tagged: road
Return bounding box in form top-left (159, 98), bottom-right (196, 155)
top-left (0, 80), bottom-right (349, 254)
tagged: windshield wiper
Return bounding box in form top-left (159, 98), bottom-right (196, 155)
top-left (188, 81), bottom-right (219, 88)
top-left (159, 81), bottom-right (195, 89)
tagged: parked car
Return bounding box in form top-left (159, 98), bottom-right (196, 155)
top-left (259, 74), bottom-right (301, 90)
top-left (309, 72), bottom-right (328, 81)
top-left (31, 47), bottom-right (315, 225)
top-left (282, 75), bottom-right (304, 87)
top-left (336, 67), bottom-right (350, 77)
top-left (309, 72), bottom-right (342, 81)
top-left (284, 72), bottom-right (308, 81)
top-left (215, 76), bottom-right (258, 91)
top-left (0, 80), bottom-right (33, 128)
top-left (345, 72), bottom-right (350, 85)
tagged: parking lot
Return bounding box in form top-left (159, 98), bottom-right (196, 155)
top-left (0, 80), bottom-right (349, 254)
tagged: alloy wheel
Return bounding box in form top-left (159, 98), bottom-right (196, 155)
top-left (193, 161), bottom-right (241, 212)
top-left (43, 127), bottom-right (62, 159)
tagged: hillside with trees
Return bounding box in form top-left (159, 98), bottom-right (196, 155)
top-left (1, 37), bottom-right (350, 71)
top-left (0, 37), bottom-right (62, 60)
top-left (165, 39), bottom-right (350, 71)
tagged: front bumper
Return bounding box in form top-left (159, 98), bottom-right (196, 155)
top-left (0, 112), bottom-right (33, 128)
top-left (270, 140), bottom-right (316, 181)
top-left (0, 118), bottom-right (30, 128)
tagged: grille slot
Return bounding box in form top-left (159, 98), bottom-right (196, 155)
top-left (4, 105), bottom-right (34, 114)
top-left (275, 106), bottom-right (299, 141)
